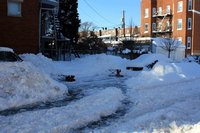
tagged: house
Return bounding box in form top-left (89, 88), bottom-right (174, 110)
top-left (0, 0), bottom-right (68, 60)
top-left (94, 26), bottom-right (140, 46)
top-left (141, 0), bottom-right (200, 56)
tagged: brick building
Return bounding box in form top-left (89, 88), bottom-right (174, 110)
top-left (0, 0), bottom-right (67, 59)
top-left (141, 0), bottom-right (200, 56)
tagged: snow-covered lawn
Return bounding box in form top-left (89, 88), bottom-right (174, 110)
top-left (1, 53), bottom-right (200, 132)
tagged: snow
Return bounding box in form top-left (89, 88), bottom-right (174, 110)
top-left (129, 53), bottom-right (171, 67)
top-left (1, 53), bottom-right (200, 132)
top-left (125, 61), bottom-right (200, 89)
top-left (0, 47), bottom-right (14, 52)
top-left (122, 48), bottom-right (131, 54)
top-left (21, 53), bottom-right (130, 78)
top-left (0, 62), bottom-right (68, 111)
top-left (0, 87), bottom-right (124, 133)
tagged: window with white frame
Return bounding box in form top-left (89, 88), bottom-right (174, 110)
top-left (152, 8), bottom-right (157, 16)
top-left (166, 5), bottom-right (171, 14)
top-left (177, 19), bottom-right (182, 30)
top-left (158, 7), bottom-right (162, 15)
top-left (144, 23), bottom-right (149, 32)
top-left (188, 0), bottom-right (192, 11)
top-left (187, 37), bottom-right (191, 49)
top-left (188, 18), bottom-right (192, 29)
top-left (177, 1), bottom-right (183, 12)
top-left (144, 8), bottom-right (149, 18)
top-left (7, 0), bottom-right (21, 17)
top-left (152, 23), bottom-right (156, 31)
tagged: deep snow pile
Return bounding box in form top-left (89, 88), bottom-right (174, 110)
top-left (0, 62), bottom-right (68, 111)
top-left (130, 53), bottom-right (171, 67)
top-left (126, 61), bottom-right (200, 89)
top-left (21, 53), bottom-right (130, 78)
top-left (0, 87), bottom-right (124, 133)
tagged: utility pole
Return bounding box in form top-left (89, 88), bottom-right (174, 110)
top-left (122, 10), bottom-right (126, 38)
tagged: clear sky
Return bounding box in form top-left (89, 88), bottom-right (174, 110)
top-left (78, 0), bottom-right (141, 29)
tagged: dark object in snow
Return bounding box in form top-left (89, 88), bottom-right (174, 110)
top-left (126, 60), bottom-right (158, 71)
top-left (146, 60), bottom-right (158, 69)
top-left (126, 66), bottom-right (143, 71)
top-left (109, 69), bottom-right (124, 77)
top-left (0, 47), bottom-right (23, 62)
top-left (65, 75), bottom-right (76, 82)
top-left (115, 69), bottom-right (123, 77)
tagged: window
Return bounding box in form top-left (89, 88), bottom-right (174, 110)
top-left (187, 37), bottom-right (191, 49)
top-left (144, 8), bottom-right (149, 18)
top-left (188, 0), bottom-right (192, 11)
top-left (158, 7), bottom-right (162, 15)
top-left (144, 23), bottom-right (149, 33)
top-left (7, 0), bottom-right (21, 17)
top-left (177, 19), bottom-right (182, 30)
top-left (166, 5), bottom-right (171, 14)
top-left (152, 23), bottom-right (156, 31)
top-left (188, 18), bottom-right (192, 29)
top-left (177, 1), bottom-right (183, 12)
top-left (152, 8), bottom-right (157, 16)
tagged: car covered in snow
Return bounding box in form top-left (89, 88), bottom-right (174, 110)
top-left (0, 47), bottom-right (23, 62)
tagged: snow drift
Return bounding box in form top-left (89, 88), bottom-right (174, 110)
top-left (0, 62), bottom-right (68, 111)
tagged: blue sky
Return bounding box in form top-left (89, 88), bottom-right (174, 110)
top-left (78, 0), bottom-right (141, 29)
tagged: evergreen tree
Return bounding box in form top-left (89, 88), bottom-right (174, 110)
top-left (58, 0), bottom-right (80, 45)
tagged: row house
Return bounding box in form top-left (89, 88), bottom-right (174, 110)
top-left (95, 27), bottom-right (140, 45)
top-left (141, 0), bottom-right (200, 56)
top-left (0, 0), bottom-right (68, 59)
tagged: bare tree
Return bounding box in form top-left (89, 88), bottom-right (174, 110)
top-left (160, 38), bottom-right (180, 58)
top-left (79, 22), bottom-right (96, 37)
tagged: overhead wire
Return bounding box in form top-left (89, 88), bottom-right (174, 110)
top-left (82, 0), bottom-right (119, 26)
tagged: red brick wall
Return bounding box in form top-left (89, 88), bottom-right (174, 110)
top-left (141, 0), bottom-right (153, 37)
top-left (192, 0), bottom-right (200, 55)
top-left (0, 0), bottom-right (39, 54)
top-left (141, 0), bottom-right (200, 55)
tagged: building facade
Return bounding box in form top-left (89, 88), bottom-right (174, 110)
top-left (94, 26), bottom-right (140, 45)
top-left (141, 0), bottom-right (200, 56)
top-left (0, 0), bottom-right (68, 59)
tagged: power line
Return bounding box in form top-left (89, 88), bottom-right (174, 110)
top-left (79, 7), bottom-right (101, 25)
top-left (82, 0), bottom-right (118, 26)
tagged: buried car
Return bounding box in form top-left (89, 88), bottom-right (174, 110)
top-left (0, 47), bottom-right (23, 62)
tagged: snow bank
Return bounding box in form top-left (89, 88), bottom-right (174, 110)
top-left (130, 53), bottom-right (171, 67)
top-left (0, 87), bottom-right (124, 133)
top-left (21, 54), bottom-right (130, 78)
top-left (126, 61), bottom-right (200, 89)
top-left (0, 62), bottom-right (68, 111)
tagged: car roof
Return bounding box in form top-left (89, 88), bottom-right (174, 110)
top-left (0, 47), bottom-right (14, 52)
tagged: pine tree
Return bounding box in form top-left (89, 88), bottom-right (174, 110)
top-left (58, 0), bottom-right (80, 45)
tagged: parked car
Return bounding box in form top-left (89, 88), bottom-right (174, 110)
top-left (0, 47), bottom-right (23, 62)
